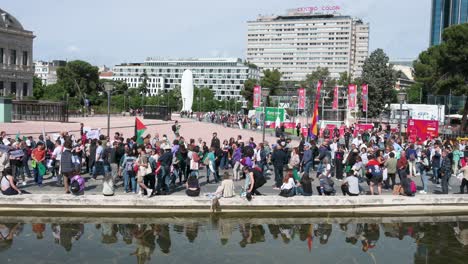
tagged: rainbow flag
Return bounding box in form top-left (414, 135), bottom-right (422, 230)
top-left (310, 80), bottom-right (323, 137)
top-left (135, 117), bottom-right (147, 145)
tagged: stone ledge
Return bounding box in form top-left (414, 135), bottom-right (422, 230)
top-left (1, 194), bottom-right (468, 216)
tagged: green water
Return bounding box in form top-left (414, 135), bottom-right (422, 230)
top-left (1, 217), bottom-right (468, 263)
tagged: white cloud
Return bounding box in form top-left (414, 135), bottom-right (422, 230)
top-left (66, 45), bottom-right (79, 53)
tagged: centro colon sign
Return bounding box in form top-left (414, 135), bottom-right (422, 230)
top-left (297, 6), bottom-right (341, 13)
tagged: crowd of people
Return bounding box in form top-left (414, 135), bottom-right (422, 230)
top-left (0, 120), bottom-right (467, 198)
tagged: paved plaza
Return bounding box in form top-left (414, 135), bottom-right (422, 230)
top-left (1, 115), bottom-right (463, 198)
top-left (1, 115), bottom-right (281, 146)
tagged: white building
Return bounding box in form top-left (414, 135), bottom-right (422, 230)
top-left (34, 60), bottom-right (66, 85)
top-left (112, 58), bottom-right (260, 100)
top-left (246, 7), bottom-right (369, 81)
top-left (0, 8), bottom-right (34, 98)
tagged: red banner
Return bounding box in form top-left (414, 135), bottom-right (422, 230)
top-left (407, 119), bottom-right (439, 143)
top-left (298, 88), bottom-right (306, 110)
top-left (332, 86), bottom-right (339, 110)
top-left (253, 85), bottom-right (261, 108)
top-left (348, 84), bottom-right (356, 109)
top-left (362, 84), bottom-right (368, 112)
top-left (353, 123), bottom-right (374, 136)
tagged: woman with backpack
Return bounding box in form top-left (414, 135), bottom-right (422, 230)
top-left (121, 149), bottom-right (137, 193)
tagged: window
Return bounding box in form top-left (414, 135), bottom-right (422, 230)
top-left (10, 49), bottom-right (16, 65)
top-left (22, 51), bottom-right (28, 66)
top-left (23, 83), bottom-right (28, 96)
top-left (0, 48), bottom-right (3, 64)
top-left (0, 81), bottom-right (3, 95)
top-left (10, 82), bottom-right (16, 95)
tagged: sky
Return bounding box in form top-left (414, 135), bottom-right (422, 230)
top-left (2, 0), bottom-right (431, 67)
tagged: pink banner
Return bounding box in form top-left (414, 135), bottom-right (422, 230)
top-left (353, 123), bottom-right (374, 136)
top-left (332, 86), bottom-right (339, 110)
top-left (298, 88), bottom-right (306, 110)
top-left (253, 85), bottom-right (261, 108)
top-left (348, 84), bottom-right (356, 109)
top-left (362, 84), bottom-right (368, 112)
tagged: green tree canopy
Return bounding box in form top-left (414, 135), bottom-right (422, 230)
top-left (299, 67), bottom-right (335, 93)
top-left (241, 78), bottom-right (258, 102)
top-left (32, 76), bottom-right (44, 100)
top-left (260, 69), bottom-right (281, 95)
top-left (56, 60), bottom-right (99, 100)
top-left (360, 49), bottom-right (397, 118)
top-left (413, 23), bottom-right (468, 131)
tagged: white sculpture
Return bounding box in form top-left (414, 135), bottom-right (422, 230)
top-left (181, 69), bottom-right (194, 112)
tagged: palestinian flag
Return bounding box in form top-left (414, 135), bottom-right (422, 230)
top-left (135, 117), bottom-right (147, 145)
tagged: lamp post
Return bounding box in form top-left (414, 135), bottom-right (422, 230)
top-left (261, 88), bottom-right (270, 144)
top-left (104, 82), bottom-right (114, 139)
top-left (397, 92), bottom-right (407, 139)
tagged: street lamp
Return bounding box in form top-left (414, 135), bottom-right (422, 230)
top-left (261, 88), bottom-right (270, 144)
top-left (104, 82), bottom-right (114, 139)
top-left (397, 92), bottom-right (407, 139)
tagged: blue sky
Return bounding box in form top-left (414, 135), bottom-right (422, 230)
top-left (3, 0), bottom-right (431, 66)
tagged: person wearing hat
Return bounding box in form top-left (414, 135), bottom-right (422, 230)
top-left (301, 142), bottom-right (314, 175)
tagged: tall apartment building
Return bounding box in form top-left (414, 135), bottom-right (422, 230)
top-left (430, 0), bottom-right (468, 46)
top-left (246, 8), bottom-right (369, 81)
top-left (112, 58), bottom-right (260, 100)
top-left (34, 60), bottom-right (66, 85)
top-left (0, 8), bottom-right (34, 98)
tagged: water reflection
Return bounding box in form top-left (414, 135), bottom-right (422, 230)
top-left (1, 218), bottom-right (468, 263)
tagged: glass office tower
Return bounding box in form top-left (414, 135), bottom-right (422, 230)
top-left (430, 0), bottom-right (468, 46)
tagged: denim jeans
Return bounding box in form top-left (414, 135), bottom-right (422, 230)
top-left (206, 162), bottom-right (217, 182)
top-left (33, 165), bottom-right (44, 185)
top-left (441, 170), bottom-right (450, 194)
top-left (303, 161), bottom-right (313, 174)
top-left (296, 186), bottom-right (312, 196)
top-left (432, 167), bottom-right (439, 181)
top-left (233, 161), bottom-right (242, 180)
top-left (420, 167), bottom-right (429, 192)
top-left (123, 171), bottom-right (137, 193)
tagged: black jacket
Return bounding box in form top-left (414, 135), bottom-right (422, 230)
top-left (271, 149), bottom-right (288, 167)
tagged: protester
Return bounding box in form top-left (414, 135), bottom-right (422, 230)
top-left (185, 175), bottom-right (200, 197)
top-left (1, 167), bottom-right (25, 195)
top-left (215, 172), bottom-right (235, 198)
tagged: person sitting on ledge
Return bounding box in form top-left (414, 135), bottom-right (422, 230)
top-left (1, 168), bottom-right (27, 195)
top-left (185, 175), bottom-right (200, 197)
top-left (341, 173), bottom-right (360, 196)
top-left (215, 172), bottom-right (235, 198)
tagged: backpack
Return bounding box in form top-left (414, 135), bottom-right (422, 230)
top-left (410, 180), bottom-right (417, 194)
top-left (125, 157), bottom-right (136, 175)
top-left (172, 124), bottom-right (177, 132)
top-left (70, 175), bottom-right (85, 194)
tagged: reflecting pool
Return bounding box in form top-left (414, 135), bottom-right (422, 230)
top-left (1, 216), bottom-right (468, 263)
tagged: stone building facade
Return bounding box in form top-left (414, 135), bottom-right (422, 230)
top-left (0, 8), bottom-right (34, 99)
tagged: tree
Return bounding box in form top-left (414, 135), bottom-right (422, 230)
top-left (300, 67), bottom-right (333, 93)
top-left (337, 71), bottom-right (351, 86)
top-left (413, 23), bottom-right (468, 132)
top-left (32, 76), bottom-right (45, 99)
top-left (360, 49), bottom-right (397, 118)
top-left (56, 60), bottom-right (99, 106)
top-left (260, 69), bottom-right (281, 95)
top-left (241, 78), bottom-right (258, 102)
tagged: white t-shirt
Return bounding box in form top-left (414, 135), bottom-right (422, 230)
top-left (52, 146), bottom-right (63, 160)
top-left (96, 146), bottom-right (104, 162)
